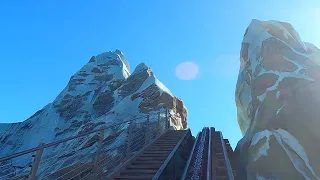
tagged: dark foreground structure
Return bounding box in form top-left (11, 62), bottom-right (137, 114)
top-left (108, 127), bottom-right (235, 180)
top-left (0, 125), bottom-right (235, 180)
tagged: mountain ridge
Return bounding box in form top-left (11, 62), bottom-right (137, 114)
top-left (0, 50), bottom-right (187, 177)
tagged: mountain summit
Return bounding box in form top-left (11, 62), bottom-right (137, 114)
top-left (235, 19), bottom-right (320, 179)
top-left (0, 50), bottom-right (187, 176)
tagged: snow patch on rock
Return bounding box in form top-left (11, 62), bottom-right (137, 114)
top-left (251, 129), bottom-right (319, 179)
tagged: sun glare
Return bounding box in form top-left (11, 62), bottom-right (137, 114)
top-left (175, 62), bottom-right (199, 80)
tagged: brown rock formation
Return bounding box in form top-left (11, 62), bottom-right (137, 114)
top-left (235, 20), bottom-right (320, 179)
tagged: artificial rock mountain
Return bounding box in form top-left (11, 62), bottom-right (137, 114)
top-left (235, 19), bottom-right (320, 179)
top-left (0, 50), bottom-right (187, 176)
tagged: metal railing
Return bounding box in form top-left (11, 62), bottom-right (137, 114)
top-left (219, 131), bottom-right (234, 180)
top-left (0, 109), bottom-right (173, 180)
top-left (152, 130), bottom-right (191, 180)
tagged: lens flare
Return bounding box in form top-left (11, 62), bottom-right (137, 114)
top-left (175, 62), bottom-right (199, 80)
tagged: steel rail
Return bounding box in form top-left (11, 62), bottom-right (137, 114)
top-left (180, 131), bottom-right (201, 180)
top-left (206, 127), bottom-right (212, 180)
top-left (190, 128), bottom-right (207, 180)
top-left (219, 131), bottom-right (234, 180)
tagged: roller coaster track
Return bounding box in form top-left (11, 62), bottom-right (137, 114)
top-left (107, 127), bottom-right (235, 180)
top-left (181, 127), bottom-right (235, 180)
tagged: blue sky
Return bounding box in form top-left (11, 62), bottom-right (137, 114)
top-left (0, 0), bottom-right (319, 148)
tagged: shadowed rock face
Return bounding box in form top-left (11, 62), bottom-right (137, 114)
top-left (235, 19), bottom-right (320, 179)
top-left (0, 50), bottom-right (187, 177)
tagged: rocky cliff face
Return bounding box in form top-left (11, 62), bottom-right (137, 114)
top-left (0, 50), bottom-right (187, 177)
top-left (235, 19), bottom-right (320, 179)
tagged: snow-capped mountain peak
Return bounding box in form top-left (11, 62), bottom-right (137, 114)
top-left (0, 50), bottom-right (187, 178)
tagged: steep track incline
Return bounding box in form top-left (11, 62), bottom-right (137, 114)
top-left (181, 127), bottom-right (235, 180)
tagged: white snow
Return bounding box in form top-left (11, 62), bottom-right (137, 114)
top-left (114, 49), bottom-right (130, 72)
top-left (282, 56), bottom-right (304, 72)
top-left (110, 62), bottom-right (130, 80)
top-left (243, 20), bottom-right (272, 75)
top-left (274, 129), bottom-right (319, 179)
top-left (257, 93), bottom-right (266, 102)
top-left (268, 21), bottom-right (293, 40)
top-left (250, 129), bottom-right (320, 179)
top-left (247, 106), bottom-right (260, 137)
top-left (240, 19), bottom-right (315, 104)
top-left (243, 19), bottom-right (311, 82)
top-left (243, 20), bottom-right (272, 48)
top-left (276, 90), bottom-right (281, 99)
top-left (168, 109), bottom-right (184, 130)
top-left (108, 95), bottom-right (144, 123)
top-left (276, 104), bottom-right (284, 115)
top-left (256, 173), bottom-right (268, 180)
top-left (305, 42), bottom-right (318, 50)
top-left (259, 20), bottom-right (307, 51)
top-left (268, 21), bottom-right (306, 51)
top-left (256, 65), bottom-right (313, 102)
top-left (251, 130), bottom-right (271, 146)
top-left (91, 50), bottom-right (131, 79)
top-left (251, 129), bottom-right (272, 161)
top-left (155, 78), bottom-right (173, 96)
top-left (136, 75), bottom-right (173, 96)
top-left (136, 76), bottom-right (156, 93)
top-left (132, 63), bottom-right (148, 75)
top-left (305, 42), bottom-right (320, 64)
